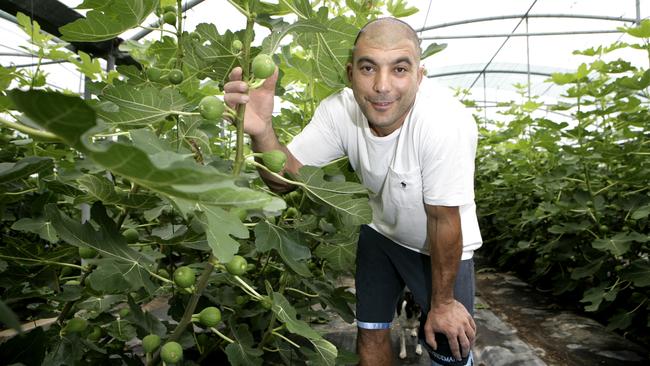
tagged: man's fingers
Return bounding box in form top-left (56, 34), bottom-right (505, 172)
top-left (223, 68), bottom-right (250, 109)
top-left (260, 67), bottom-right (279, 90)
top-left (223, 90), bottom-right (249, 108)
top-left (223, 80), bottom-right (248, 93)
top-left (224, 66), bottom-right (250, 110)
top-left (425, 329), bottom-right (437, 351)
top-left (449, 334), bottom-right (462, 361)
top-left (228, 66), bottom-right (243, 82)
top-left (467, 318), bottom-right (477, 344)
top-left (469, 314), bottom-right (477, 332)
top-left (458, 332), bottom-right (471, 358)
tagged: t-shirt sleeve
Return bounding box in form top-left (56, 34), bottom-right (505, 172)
top-left (420, 108), bottom-right (478, 207)
top-left (287, 98), bottom-right (346, 167)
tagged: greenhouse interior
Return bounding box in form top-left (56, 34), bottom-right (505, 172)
top-left (0, 0), bottom-right (648, 365)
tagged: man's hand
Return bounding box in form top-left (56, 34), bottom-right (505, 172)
top-left (223, 66), bottom-right (278, 137)
top-left (424, 299), bottom-right (476, 361)
top-left (223, 65), bottom-right (301, 190)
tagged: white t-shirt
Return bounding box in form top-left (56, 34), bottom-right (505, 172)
top-left (287, 79), bottom-right (482, 259)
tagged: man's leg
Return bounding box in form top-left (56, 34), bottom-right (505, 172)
top-left (355, 225), bottom-right (405, 365)
top-left (416, 259), bottom-right (475, 366)
top-left (369, 231), bottom-right (476, 365)
top-left (357, 328), bottom-right (392, 366)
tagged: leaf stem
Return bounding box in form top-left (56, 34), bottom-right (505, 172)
top-left (2, 188), bottom-right (38, 195)
top-left (147, 269), bottom-right (173, 284)
top-left (56, 265), bottom-right (94, 324)
top-left (175, 0), bottom-right (184, 66)
top-left (227, 0), bottom-right (250, 17)
top-left (210, 327), bottom-right (234, 343)
top-left (232, 16), bottom-right (255, 176)
top-left (172, 111), bottom-right (200, 116)
top-left (249, 160), bottom-right (305, 187)
top-left (258, 312), bottom-right (278, 350)
top-left (30, 54), bottom-right (43, 90)
top-left (138, 25), bottom-right (176, 35)
top-left (272, 330), bottom-right (301, 348)
top-left (115, 185), bottom-right (138, 229)
top-left (0, 117), bottom-right (59, 140)
top-left (285, 287), bottom-right (319, 298)
top-left (233, 275), bottom-right (263, 300)
top-left (0, 254), bottom-right (84, 270)
top-left (149, 260), bottom-right (215, 365)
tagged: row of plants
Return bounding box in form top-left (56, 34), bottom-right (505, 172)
top-left (0, 0), bottom-right (426, 364)
top-left (473, 20), bottom-right (650, 347)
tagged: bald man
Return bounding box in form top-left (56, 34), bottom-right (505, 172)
top-left (224, 17), bottom-right (482, 366)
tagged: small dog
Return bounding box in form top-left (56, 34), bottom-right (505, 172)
top-left (396, 290), bottom-right (423, 359)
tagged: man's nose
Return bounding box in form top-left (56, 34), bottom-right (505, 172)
top-left (373, 70), bottom-right (390, 93)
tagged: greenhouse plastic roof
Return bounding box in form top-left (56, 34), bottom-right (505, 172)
top-left (0, 0), bottom-right (646, 112)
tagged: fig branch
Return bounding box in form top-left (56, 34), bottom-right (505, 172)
top-left (232, 14), bottom-right (255, 176)
top-left (148, 263), bottom-right (214, 366)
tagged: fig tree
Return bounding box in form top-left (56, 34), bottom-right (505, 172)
top-left (197, 307), bottom-right (221, 327)
top-left (78, 246), bottom-right (97, 259)
top-left (261, 150), bottom-right (286, 173)
top-left (146, 67), bottom-right (163, 82)
top-left (160, 341), bottom-right (183, 364)
top-left (232, 39), bottom-right (243, 52)
top-left (285, 207), bottom-right (300, 219)
top-left (163, 12), bottom-right (176, 26)
top-left (173, 266), bottom-right (195, 288)
top-left (157, 268), bottom-right (170, 279)
top-left (225, 255), bottom-right (248, 276)
top-left (198, 96), bottom-right (225, 120)
top-left (142, 334), bottom-right (161, 353)
top-left (87, 326), bottom-right (102, 341)
top-left (251, 53), bottom-right (275, 79)
top-left (167, 69), bottom-right (184, 85)
top-left (62, 317), bottom-right (87, 334)
top-left (123, 228), bottom-right (139, 243)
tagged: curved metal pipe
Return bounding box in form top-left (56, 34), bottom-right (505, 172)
top-left (416, 14), bottom-right (639, 33)
top-left (421, 29), bottom-right (622, 40)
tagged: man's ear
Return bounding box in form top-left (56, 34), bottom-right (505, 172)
top-left (417, 66), bottom-right (424, 85)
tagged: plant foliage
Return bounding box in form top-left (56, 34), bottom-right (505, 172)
top-left (0, 0), bottom-right (424, 364)
top-left (474, 20), bottom-right (650, 346)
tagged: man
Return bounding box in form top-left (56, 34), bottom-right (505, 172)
top-left (224, 17), bottom-right (481, 366)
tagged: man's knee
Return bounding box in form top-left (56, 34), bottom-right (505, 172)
top-left (357, 327), bottom-right (391, 348)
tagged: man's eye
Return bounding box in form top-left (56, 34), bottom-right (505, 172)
top-left (361, 66), bottom-right (374, 72)
top-left (395, 67), bottom-right (407, 73)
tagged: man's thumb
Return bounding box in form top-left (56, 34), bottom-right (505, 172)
top-left (426, 331), bottom-right (438, 350)
top-left (262, 67), bottom-right (279, 90)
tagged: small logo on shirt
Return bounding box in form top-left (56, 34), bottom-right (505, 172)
top-left (400, 181), bottom-right (407, 188)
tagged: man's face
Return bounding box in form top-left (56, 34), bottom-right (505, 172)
top-left (347, 27), bottom-right (424, 136)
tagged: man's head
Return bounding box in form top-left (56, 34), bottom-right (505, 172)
top-left (348, 18), bottom-right (424, 136)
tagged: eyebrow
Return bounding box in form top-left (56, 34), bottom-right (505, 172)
top-left (356, 56), bottom-right (414, 66)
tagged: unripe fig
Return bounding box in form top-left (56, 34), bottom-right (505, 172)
top-left (261, 150), bottom-right (286, 173)
top-left (251, 54), bottom-right (275, 79)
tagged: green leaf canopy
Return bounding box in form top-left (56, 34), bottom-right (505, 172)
top-left (97, 85), bottom-right (189, 127)
top-left (59, 0), bottom-right (157, 42)
top-left (0, 156), bottom-right (53, 185)
top-left (294, 166), bottom-right (371, 225)
top-left (45, 202), bottom-right (157, 294)
top-left (8, 90), bottom-right (284, 212)
top-left (254, 221), bottom-right (311, 277)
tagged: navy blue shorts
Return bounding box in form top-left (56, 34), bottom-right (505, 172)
top-left (355, 225), bottom-right (475, 366)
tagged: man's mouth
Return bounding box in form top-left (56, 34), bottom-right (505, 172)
top-left (369, 99), bottom-right (395, 109)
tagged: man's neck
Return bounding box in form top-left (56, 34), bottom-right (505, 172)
top-left (370, 124), bottom-right (400, 137)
